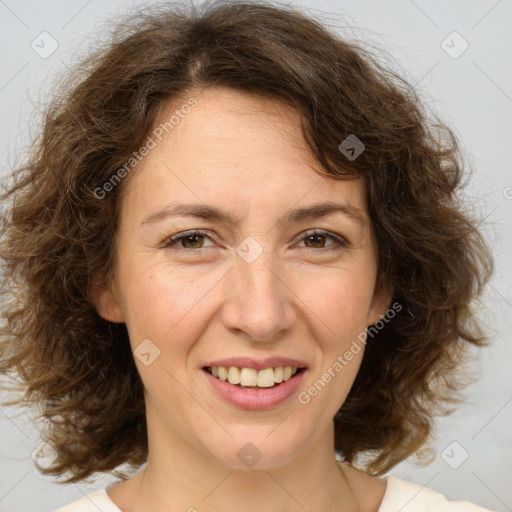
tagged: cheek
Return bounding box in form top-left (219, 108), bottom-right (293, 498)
top-left (118, 261), bottom-right (222, 350)
top-left (295, 266), bottom-right (376, 343)
top-left (302, 276), bottom-right (370, 410)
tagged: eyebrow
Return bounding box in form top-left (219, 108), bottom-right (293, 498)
top-left (141, 201), bottom-right (366, 228)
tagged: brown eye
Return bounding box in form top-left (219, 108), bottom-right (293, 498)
top-left (297, 230), bottom-right (346, 250)
top-left (180, 234), bottom-right (206, 248)
top-left (303, 234), bottom-right (329, 248)
top-left (164, 230), bottom-right (214, 250)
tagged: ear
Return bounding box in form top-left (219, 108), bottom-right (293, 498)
top-left (88, 275), bottom-right (125, 323)
top-left (367, 273), bottom-right (394, 326)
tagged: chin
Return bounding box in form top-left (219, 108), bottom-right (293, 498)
top-left (201, 430), bottom-right (308, 471)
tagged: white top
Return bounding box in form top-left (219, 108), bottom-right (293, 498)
top-left (54, 475), bottom-right (497, 511)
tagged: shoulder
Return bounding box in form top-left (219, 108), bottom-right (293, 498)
top-left (53, 489), bottom-right (122, 512)
top-left (379, 475), bottom-right (497, 512)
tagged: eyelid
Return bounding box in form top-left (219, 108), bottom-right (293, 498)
top-left (163, 229), bottom-right (214, 249)
top-left (294, 229), bottom-right (347, 248)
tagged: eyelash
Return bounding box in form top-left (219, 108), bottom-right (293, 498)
top-left (162, 229), bottom-right (347, 252)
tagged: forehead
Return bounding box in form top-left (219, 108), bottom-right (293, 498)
top-left (119, 87), bottom-right (368, 221)
top-left (159, 88), bottom-right (311, 163)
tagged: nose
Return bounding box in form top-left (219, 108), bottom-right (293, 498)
top-left (220, 249), bottom-right (296, 342)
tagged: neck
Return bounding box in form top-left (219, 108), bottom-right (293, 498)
top-left (116, 413), bottom-right (361, 512)
top-left (133, 457), bottom-right (359, 512)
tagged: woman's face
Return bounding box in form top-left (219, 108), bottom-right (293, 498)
top-left (92, 87), bottom-right (391, 470)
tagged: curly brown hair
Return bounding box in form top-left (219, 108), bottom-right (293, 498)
top-left (0, 0), bottom-right (493, 483)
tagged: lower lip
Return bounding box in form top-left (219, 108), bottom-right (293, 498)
top-left (202, 369), bottom-right (307, 410)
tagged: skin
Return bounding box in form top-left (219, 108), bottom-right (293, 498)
top-left (90, 87), bottom-right (392, 512)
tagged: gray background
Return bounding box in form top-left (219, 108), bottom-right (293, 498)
top-left (0, 1), bottom-right (511, 511)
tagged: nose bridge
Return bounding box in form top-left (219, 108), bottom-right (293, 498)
top-left (221, 244), bottom-right (295, 341)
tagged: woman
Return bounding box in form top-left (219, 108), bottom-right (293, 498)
top-left (0, 1), bottom-right (496, 511)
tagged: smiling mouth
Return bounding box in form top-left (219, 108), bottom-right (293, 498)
top-left (203, 365), bottom-right (305, 389)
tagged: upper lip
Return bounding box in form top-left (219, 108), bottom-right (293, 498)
top-left (203, 357), bottom-right (308, 371)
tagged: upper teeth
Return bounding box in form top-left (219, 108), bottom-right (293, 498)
top-left (210, 366), bottom-right (299, 387)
